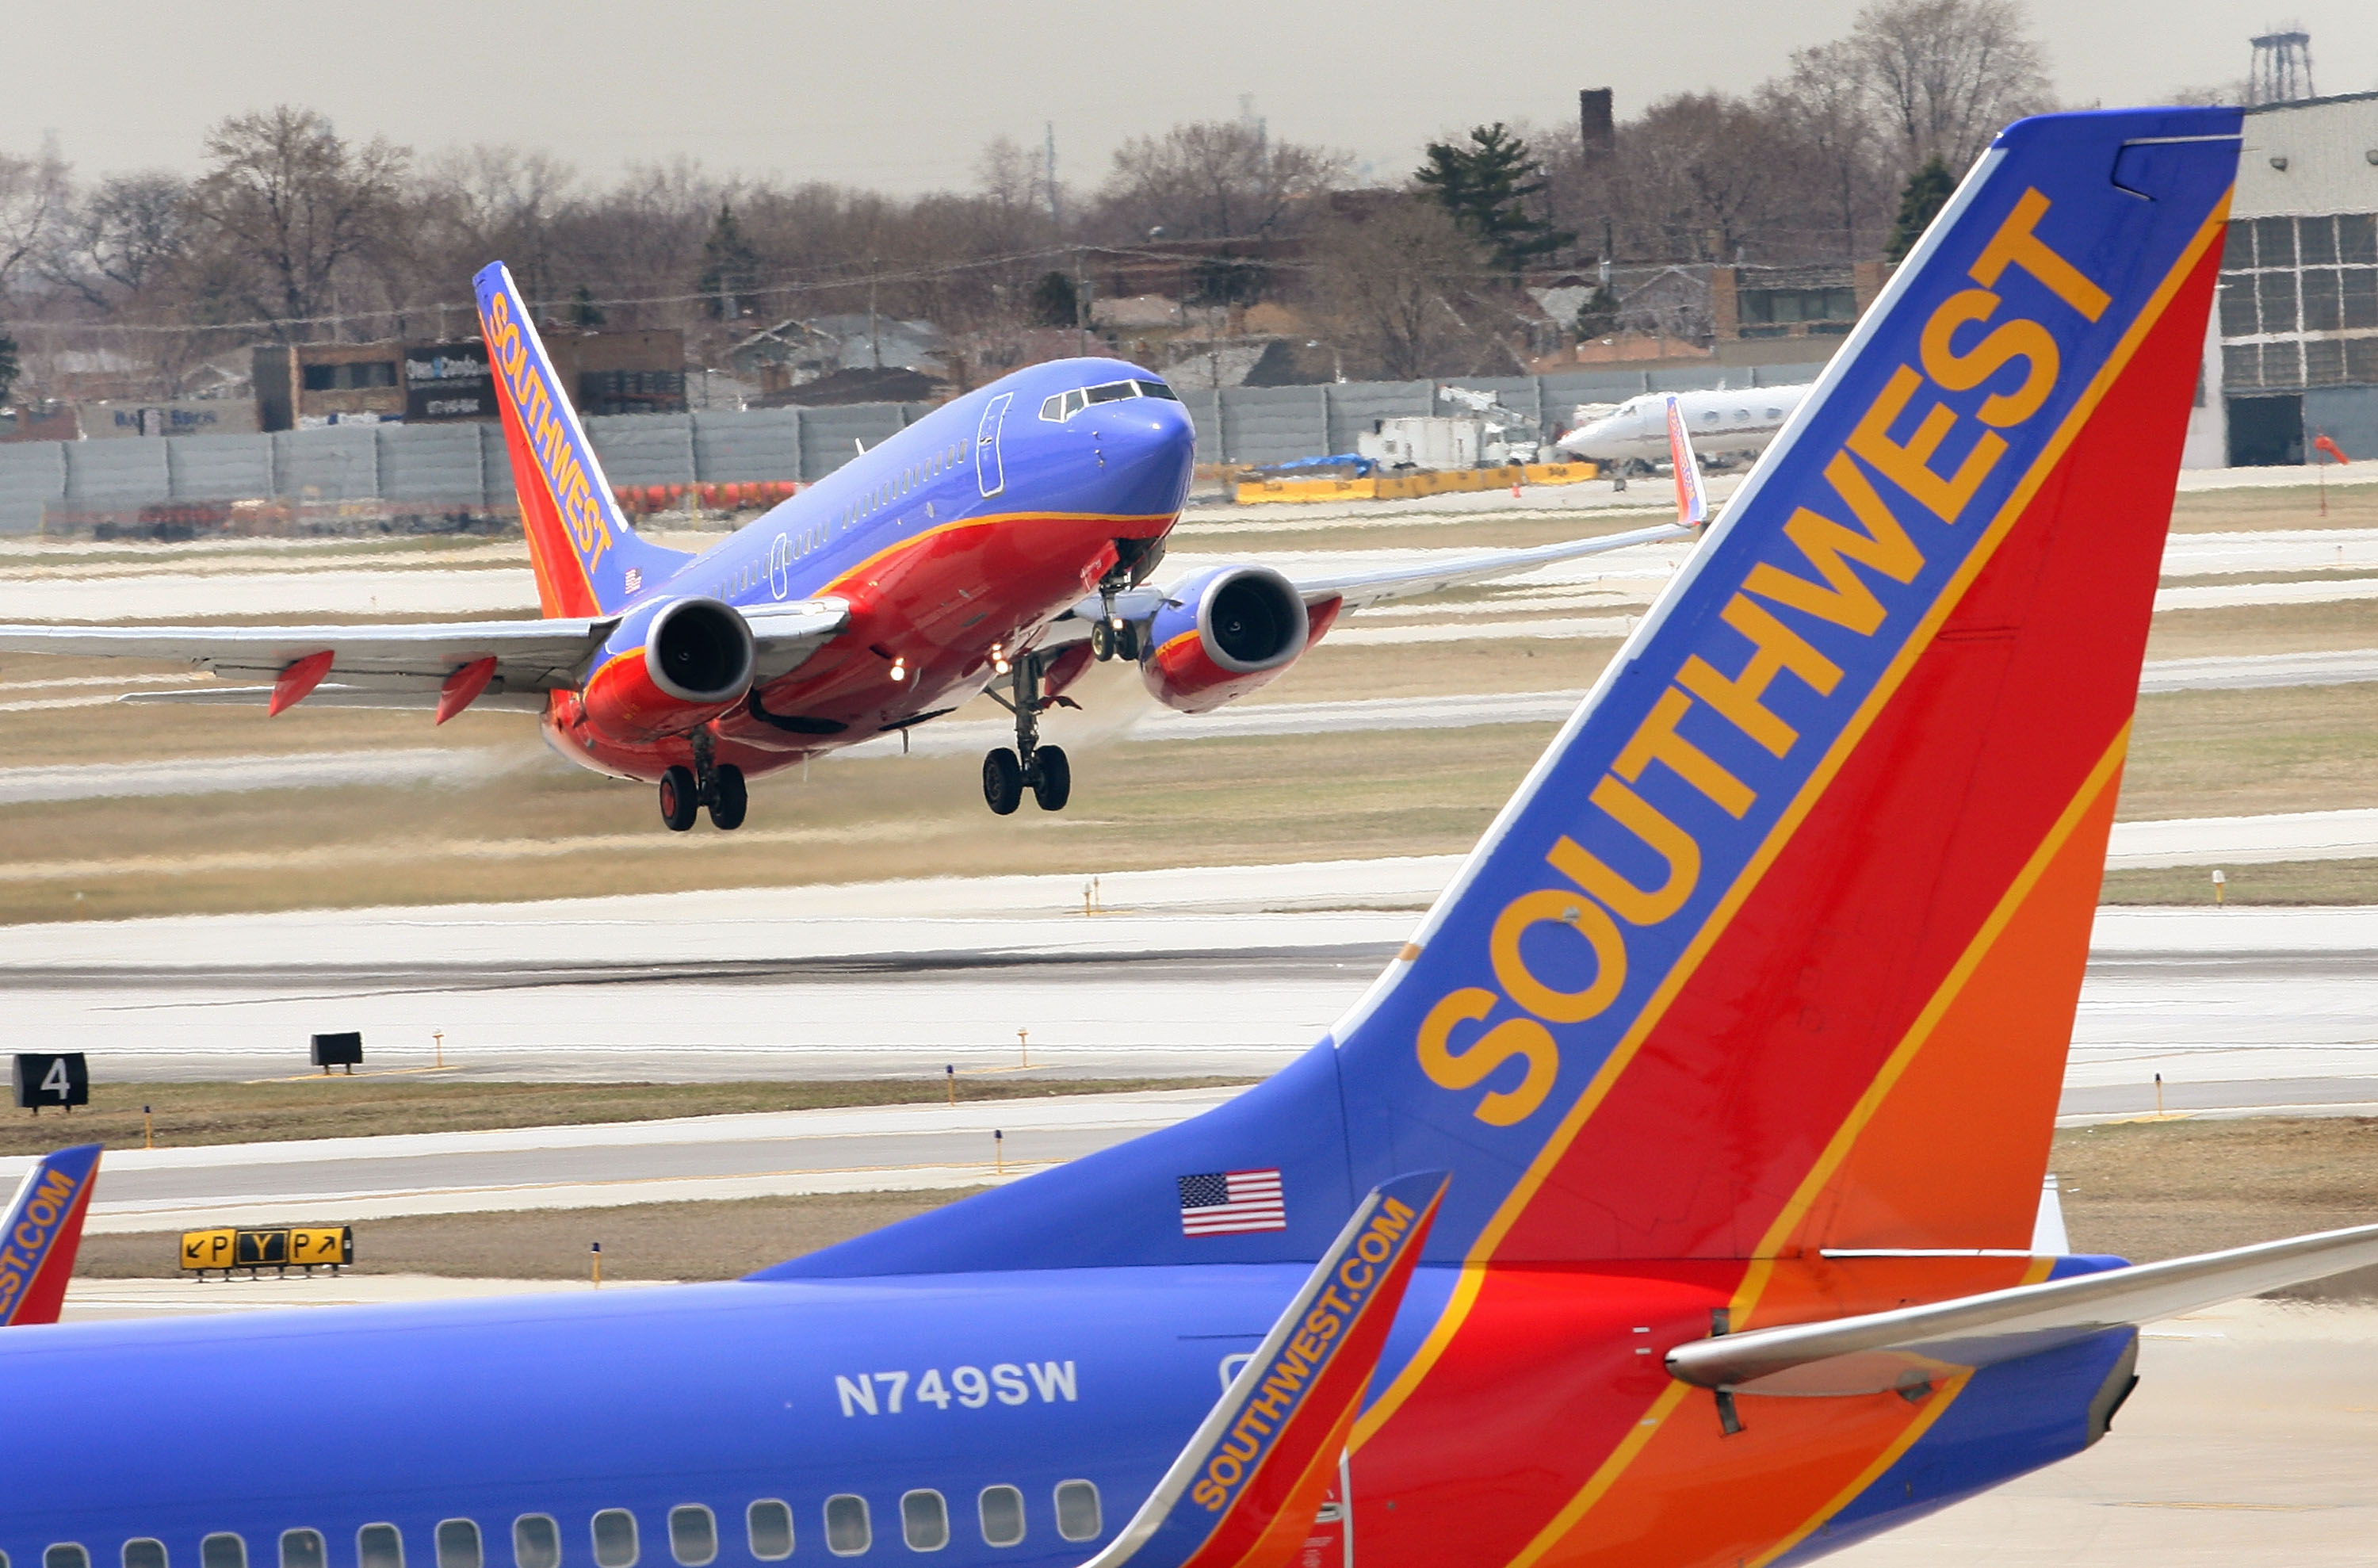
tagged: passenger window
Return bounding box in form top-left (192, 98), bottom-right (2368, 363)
top-left (279, 1533), bottom-right (324, 1568)
top-left (899, 1493), bottom-right (946, 1553)
top-left (1053, 1482), bottom-right (1100, 1543)
top-left (744, 1503), bottom-right (793, 1562)
top-left (511, 1517), bottom-right (560, 1568)
top-left (590, 1513), bottom-right (637, 1568)
top-left (202, 1539), bottom-right (246, 1568)
top-left (977, 1488), bottom-right (1024, 1548)
top-left (358, 1528), bottom-right (403, 1568)
top-left (45, 1549), bottom-right (86, 1568)
top-left (823, 1497), bottom-right (870, 1557)
top-left (435, 1523), bottom-right (482, 1568)
top-left (124, 1543), bottom-right (167, 1568)
top-left (666, 1509), bottom-right (714, 1568)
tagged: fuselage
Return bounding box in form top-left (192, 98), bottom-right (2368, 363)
top-left (1557, 385), bottom-right (1810, 464)
top-left (546, 359), bottom-right (1195, 786)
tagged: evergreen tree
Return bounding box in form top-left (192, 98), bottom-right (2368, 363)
top-left (0, 327), bottom-right (17, 407)
top-left (570, 285), bottom-right (606, 328)
top-left (698, 204), bottom-right (760, 319)
top-left (1031, 270), bottom-right (1078, 327)
top-left (1416, 124), bottom-right (1574, 274)
top-left (1887, 157), bottom-right (1956, 262)
top-left (1573, 285), bottom-right (1621, 342)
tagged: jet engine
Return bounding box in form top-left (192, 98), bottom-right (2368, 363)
top-left (1139, 565), bottom-right (1310, 714)
top-left (579, 595), bottom-right (756, 742)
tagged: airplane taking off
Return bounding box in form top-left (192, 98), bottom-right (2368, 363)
top-left (14, 107), bottom-right (2377, 1568)
top-left (1558, 382), bottom-right (1812, 465)
top-left (0, 268), bottom-right (1688, 834)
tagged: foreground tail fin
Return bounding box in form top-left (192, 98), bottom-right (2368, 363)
top-left (472, 262), bottom-right (688, 618)
top-left (0, 1144), bottom-right (101, 1326)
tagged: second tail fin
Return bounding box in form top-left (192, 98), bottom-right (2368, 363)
top-left (0, 1143), bottom-right (101, 1327)
top-left (473, 262), bottom-right (689, 618)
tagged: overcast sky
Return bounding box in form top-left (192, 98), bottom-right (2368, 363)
top-left (9, 2), bottom-right (2372, 194)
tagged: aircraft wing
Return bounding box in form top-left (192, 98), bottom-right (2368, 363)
top-left (1666, 1222), bottom-right (2378, 1397)
top-left (0, 1143), bottom-right (101, 1327)
top-left (0, 599), bottom-right (849, 713)
top-left (1080, 1171), bottom-right (1444, 1568)
top-left (1282, 522), bottom-right (1692, 612)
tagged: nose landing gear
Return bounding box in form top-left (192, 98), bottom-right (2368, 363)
top-left (982, 652), bottom-right (1072, 815)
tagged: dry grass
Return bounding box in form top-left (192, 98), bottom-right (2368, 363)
top-left (2118, 683), bottom-right (2378, 820)
top-left (2056, 1117), bottom-right (2378, 1298)
top-left (2167, 482), bottom-right (2378, 534)
top-left (0, 1077), bottom-right (1252, 1157)
top-left (2100, 859), bottom-right (2378, 906)
top-left (2143, 598), bottom-right (2378, 660)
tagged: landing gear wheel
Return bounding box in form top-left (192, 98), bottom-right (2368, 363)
top-left (982, 748), bottom-right (1023, 815)
top-left (1089, 619), bottom-right (1114, 660)
top-left (1113, 621), bottom-right (1141, 661)
top-left (708, 763), bottom-right (747, 831)
top-left (658, 766), bottom-right (698, 832)
top-left (1030, 745), bottom-right (1071, 812)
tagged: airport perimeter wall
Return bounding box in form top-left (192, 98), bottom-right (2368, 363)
top-left (0, 362), bottom-right (1825, 536)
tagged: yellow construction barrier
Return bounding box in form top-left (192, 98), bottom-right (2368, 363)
top-left (1237, 461), bottom-right (1597, 505)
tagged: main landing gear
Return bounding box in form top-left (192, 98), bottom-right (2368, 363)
top-left (982, 652), bottom-right (1071, 816)
top-left (658, 749), bottom-right (747, 832)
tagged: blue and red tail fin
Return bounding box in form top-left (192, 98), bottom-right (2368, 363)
top-left (0, 1143), bottom-right (101, 1326)
top-left (472, 262), bottom-right (688, 618)
top-left (767, 108), bottom-right (2238, 1290)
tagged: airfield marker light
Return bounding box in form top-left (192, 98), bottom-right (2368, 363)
top-left (2211, 868), bottom-right (2227, 906)
top-left (2154, 1073), bottom-right (2165, 1119)
top-left (1018, 1028), bottom-right (1030, 1068)
top-left (433, 1031), bottom-right (445, 1069)
top-left (995, 1129), bottom-right (1004, 1174)
top-left (591, 1241), bottom-right (602, 1287)
top-left (143, 1104), bottom-right (152, 1150)
top-left (946, 1065), bottom-right (956, 1107)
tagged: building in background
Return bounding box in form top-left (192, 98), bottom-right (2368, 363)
top-left (2193, 90), bottom-right (2378, 466)
top-left (254, 329), bottom-right (686, 432)
top-left (1709, 262), bottom-right (1892, 367)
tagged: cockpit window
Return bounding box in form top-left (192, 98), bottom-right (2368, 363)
top-left (1040, 379), bottom-right (1178, 421)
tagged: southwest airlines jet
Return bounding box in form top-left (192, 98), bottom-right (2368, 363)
top-left (13, 108), bottom-right (2378, 1568)
top-left (0, 277), bottom-right (1687, 834)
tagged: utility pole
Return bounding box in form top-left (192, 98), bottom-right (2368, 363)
top-left (868, 267), bottom-right (881, 369)
top-left (1074, 248), bottom-right (1091, 358)
top-left (1044, 122), bottom-right (1061, 228)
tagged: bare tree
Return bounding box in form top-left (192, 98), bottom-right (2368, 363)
top-left (0, 140), bottom-right (71, 293)
top-left (41, 173), bottom-right (190, 312)
top-left (185, 105), bottom-right (408, 338)
top-left (1097, 122), bottom-right (1349, 241)
top-left (1309, 200), bottom-right (1486, 380)
top-left (1615, 94), bottom-right (1780, 263)
top-left (1850, 0), bottom-right (2054, 178)
top-left (1759, 42), bottom-right (1893, 261)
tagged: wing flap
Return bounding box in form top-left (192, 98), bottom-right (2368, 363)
top-left (1082, 1172), bottom-right (1445, 1568)
top-left (1668, 1222), bottom-right (2378, 1395)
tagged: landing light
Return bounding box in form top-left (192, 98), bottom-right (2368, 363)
top-left (890, 657), bottom-right (908, 683)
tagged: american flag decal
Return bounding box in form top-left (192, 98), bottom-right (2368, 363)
top-left (1177, 1168), bottom-right (1286, 1236)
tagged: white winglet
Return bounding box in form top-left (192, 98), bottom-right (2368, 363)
top-left (1664, 393), bottom-right (1708, 528)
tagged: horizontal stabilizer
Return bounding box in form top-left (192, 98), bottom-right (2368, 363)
top-left (1084, 1172), bottom-right (1445, 1568)
top-left (1668, 1222), bottom-right (2378, 1395)
top-left (0, 1143), bottom-right (101, 1327)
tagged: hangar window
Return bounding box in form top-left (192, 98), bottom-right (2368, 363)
top-left (279, 1534), bottom-right (324, 1568)
top-left (824, 1496), bottom-right (870, 1557)
top-left (45, 1549), bottom-right (87, 1568)
top-left (201, 1539), bottom-right (246, 1568)
top-left (900, 1492), bottom-right (948, 1552)
top-left (590, 1513), bottom-right (638, 1568)
top-left (1053, 1482), bottom-right (1101, 1543)
top-left (666, 1509), bottom-right (716, 1568)
top-left (977, 1487), bottom-right (1025, 1548)
top-left (744, 1503), bottom-right (794, 1562)
top-left (436, 1522), bottom-right (483, 1568)
top-left (123, 1543), bottom-right (167, 1568)
top-left (511, 1517), bottom-right (560, 1568)
top-left (357, 1527), bottom-right (403, 1568)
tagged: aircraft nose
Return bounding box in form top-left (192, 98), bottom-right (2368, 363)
top-left (1101, 398), bottom-right (1198, 513)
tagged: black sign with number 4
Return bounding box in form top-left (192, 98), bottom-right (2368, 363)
top-left (12, 1053), bottom-right (90, 1110)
